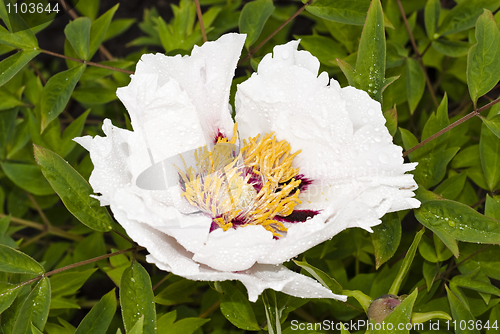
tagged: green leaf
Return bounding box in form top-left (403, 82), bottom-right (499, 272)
top-left (72, 86), bottom-right (117, 104)
top-left (305, 0), bottom-right (371, 26)
top-left (337, 58), bottom-right (355, 85)
top-left (487, 305), bottom-right (500, 333)
top-left (382, 105), bottom-right (398, 137)
top-left (434, 172), bottom-right (467, 200)
top-left (467, 9), bottom-right (500, 106)
top-left (155, 279), bottom-right (198, 306)
top-left (89, 4), bottom-right (119, 59)
top-left (74, 0), bottom-right (100, 20)
top-left (480, 122), bottom-right (500, 191)
top-left (1, 162), bottom-right (54, 196)
top-left (432, 39), bottom-right (471, 57)
top-left (50, 268), bottom-right (97, 297)
top-left (293, 259), bottom-right (343, 294)
top-left (0, 24), bottom-right (38, 49)
top-left (452, 267), bottom-right (500, 297)
top-left (59, 109), bottom-right (90, 157)
top-left (416, 199), bottom-right (500, 249)
top-left (371, 288), bottom-right (418, 334)
top-left (412, 311), bottom-right (451, 323)
top-left (120, 262), bottom-right (156, 334)
top-left (75, 289), bottom-right (116, 334)
top-left (296, 34), bottom-right (347, 67)
top-left (446, 285), bottom-right (480, 334)
top-left (33, 145), bottom-right (114, 232)
top-left (353, 0), bottom-right (385, 102)
top-left (157, 311), bottom-right (209, 334)
top-left (486, 195), bottom-right (500, 220)
top-left (424, 0), bottom-right (440, 39)
top-left (40, 64), bottom-right (86, 132)
top-left (406, 58), bottom-right (425, 114)
top-left (12, 277), bottom-right (51, 334)
top-left (218, 282), bottom-right (260, 331)
top-left (342, 290), bottom-right (372, 313)
top-left (0, 87), bottom-right (28, 110)
top-left (389, 228), bottom-right (424, 295)
top-left (0, 243), bottom-right (44, 274)
top-left (238, 0), bottom-right (274, 48)
top-left (0, 282), bottom-right (22, 314)
top-left (371, 212), bottom-right (401, 269)
top-left (64, 17), bottom-right (91, 60)
top-left (262, 290), bottom-right (280, 334)
top-left (480, 114), bottom-right (500, 139)
top-left (422, 260), bottom-right (438, 291)
top-left (0, 50), bottom-right (40, 87)
top-left (438, 0), bottom-right (500, 36)
top-left (30, 323), bottom-right (43, 334)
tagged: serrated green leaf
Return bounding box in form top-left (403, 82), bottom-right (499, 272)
top-left (218, 282), bottom-right (260, 331)
top-left (239, 0), bottom-right (274, 48)
top-left (33, 145), bottom-right (114, 232)
top-left (389, 228), bottom-right (424, 295)
top-left (0, 50), bottom-right (40, 87)
top-left (467, 9), bottom-right (500, 106)
top-left (354, 0), bottom-right (385, 102)
top-left (64, 17), bottom-right (91, 60)
top-left (438, 0), bottom-right (500, 36)
top-left (371, 212), bottom-right (401, 269)
top-left (0, 282), bottom-right (22, 314)
top-left (371, 288), bottom-right (417, 334)
top-left (89, 4), bottom-right (119, 59)
top-left (480, 122), bottom-right (500, 191)
top-left (446, 285), bottom-right (480, 334)
top-left (293, 259), bottom-right (343, 294)
top-left (12, 277), bottom-right (51, 334)
top-left (40, 64), bottom-right (86, 132)
top-left (120, 262), bottom-right (156, 334)
top-left (305, 0), bottom-right (370, 26)
top-left (1, 162), bottom-right (54, 196)
top-left (406, 57), bottom-right (425, 113)
top-left (416, 199), bottom-right (500, 248)
top-left (75, 289), bottom-right (116, 334)
top-left (425, 0), bottom-right (440, 39)
top-left (433, 39), bottom-right (471, 57)
top-left (0, 243), bottom-right (44, 275)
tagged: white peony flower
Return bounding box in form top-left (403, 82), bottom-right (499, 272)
top-left (75, 33), bottom-right (419, 302)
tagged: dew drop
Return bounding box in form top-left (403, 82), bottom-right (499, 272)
top-left (379, 152), bottom-right (389, 164)
top-left (448, 221), bottom-right (456, 227)
top-left (281, 50), bottom-right (290, 59)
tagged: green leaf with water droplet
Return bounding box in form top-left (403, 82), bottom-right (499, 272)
top-left (467, 9), bottom-right (500, 107)
top-left (424, 0), bottom-right (440, 39)
top-left (34, 145), bottom-right (114, 232)
top-left (0, 282), bottom-right (22, 314)
top-left (293, 259), bottom-right (343, 294)
top-left (0, 244), bottom-right (44, 275)
top-left (40, 64), bottom-right (86, 132)
top-left (75, 289), bottom-right (116, 334)
top-left (305, 0), bottom-right (370, 26)
top-left (12, 277), bottom-right (51, 334)
top-left (389, 228), bottom-right (424, 296)
top-left (446, 285), bottom-right (481, 334)
top-left (371, 288), bottom-right (417, 333)
top-left (353, 0), bottom-right (385, 103)
top-left (218, 281), bottom-right (261, 331)
top-left (0, 50), bottom-right (40, 87)
top-left (64, 17), bottom-right (91, 60)
top-left (239, 0), bottom-right (274, 49)
top-left (406, 58), bottom-right (425, 114)
top-left (371, 212), bottom-right (401, 269)
top-left (480, 122), bottom-right (500, 191)
top-left (120, 262), bottom-right (156, 334)
top-left (416, 199), bottom-right (500, 251)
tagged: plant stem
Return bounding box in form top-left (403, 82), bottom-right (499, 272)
top-left (403, 97), bottom-right (500, 157)
top-left (194, 0), bottom-right (207, 43)
top-left (39, 49), bottom-right (134, 74)
top-left (20, 246), bottom-right (144, 287)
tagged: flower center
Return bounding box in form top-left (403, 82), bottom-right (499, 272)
top-left (179, 124), bottom-right (303, 238)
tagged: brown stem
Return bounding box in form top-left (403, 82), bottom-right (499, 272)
top-left (403, 97), bottom-right (500, 157)
top-left (472, 188), bottom-right (500, 208)
top-left (39, 49), bottom-right (134, 74)
top-left (21, 246), bottom-right (145, 287)
top-left (199, 301), bottom-right (220, 318)
top-left (194, 0), bottom-right (207, 43)
top-left (152, 273), bottom-right (173, 291)
top-left (396, 0), bottom-right (438, 107)
top-left (0, 213), bottom-right (83, 241)
top-left (238, 0), bottom-right (312, 65)
top-left (112, 229), bottom-right (136, 245)
top-left (28, 61), bottom-right (46, 85)
top-left (26, 192), bottom-right (50, 228)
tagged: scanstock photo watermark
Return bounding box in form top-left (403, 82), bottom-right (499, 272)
top-left (290, 319), bottom-right (498, 332)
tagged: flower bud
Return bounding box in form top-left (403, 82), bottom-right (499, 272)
top-left (367, 294), bottom-right (402, 323)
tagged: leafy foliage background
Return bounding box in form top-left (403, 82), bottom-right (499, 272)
top-left (1, 0), bottom-right (500, 333)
